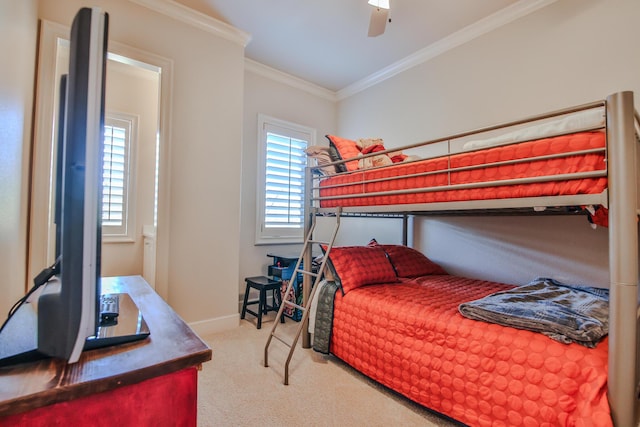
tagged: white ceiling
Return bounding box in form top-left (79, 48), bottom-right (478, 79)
top-left (175, 0), bottom-right (538, 92)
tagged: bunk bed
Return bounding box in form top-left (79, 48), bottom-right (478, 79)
top-left (302, 92), bottom-right (639, 427)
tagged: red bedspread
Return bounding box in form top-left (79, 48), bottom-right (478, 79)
top-left (330, 275), bottom-right (611, 426)
top-left (319, 132), bottom-right (606, 208)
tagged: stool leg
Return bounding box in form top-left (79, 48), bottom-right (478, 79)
top-left (240, 282), bottom-right (250, 320)
top-left (257, 287), bottom-right (266, 329)
top-left (263, 288), bottom-right (270, 314)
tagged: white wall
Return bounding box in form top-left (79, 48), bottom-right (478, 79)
top-left (37, 0), bottom-right (246, 330)
top-left (0, 0), bottom-right (37, 316)
top-left (101, 61), bottom-right (159, 278)
top-left (337, 0), bottom-right (640, 288)
top-left (239, 68), bottom-right (337, 298)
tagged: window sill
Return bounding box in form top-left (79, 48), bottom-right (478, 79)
top-left (255, 237), bottom-right (303, 246)
top-left (103, 235), bottom-right (135, 244)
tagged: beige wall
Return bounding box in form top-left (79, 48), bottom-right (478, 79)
top-left (239, 68), bottom-right (414, 303)
top-left (337, 0), bottom-right (640, 288)
top-left (101, 60), bottom-right (159, 278)
top-left (340, 0), bottom-right (640, 142)
top-left (239, 69), bottom-right (337, 298)
top-left (34, 0), bottom-right (246, 331)
top-left (0, 0), bottom-right (37, 316)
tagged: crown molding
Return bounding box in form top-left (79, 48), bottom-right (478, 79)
top-left (245, 59), bottom-right (338, 102)
top-left (128, 0), bottom-right (557, 101)
top-left (128, 0), bottom-right (251, 47)
top-left (337, 0), bottom-right (558, 100)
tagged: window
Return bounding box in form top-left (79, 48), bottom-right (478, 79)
top-left (256, 115), bottom-right (315, 244)
top-left (102, 113), bottom-right (137, 241)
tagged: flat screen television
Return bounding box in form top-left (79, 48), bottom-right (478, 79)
top-left (36, 6), bottom-right (109, 363)
top-left (0, 7), bottom-right (149, 367)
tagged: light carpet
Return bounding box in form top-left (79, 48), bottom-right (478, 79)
top-left (197, 314), bottom-right (460, 427)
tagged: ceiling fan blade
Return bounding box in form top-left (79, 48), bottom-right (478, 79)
top-left (368, 7), bottom-right (388, 37)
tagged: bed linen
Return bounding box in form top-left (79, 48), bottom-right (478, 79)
top-left (324, 275), bottom-right (611, 426)
top-left (318, 131), bottom-right (606, 208)
top-left (310, 280), bottom-right (337, 354)
top-left (458, 277), bottom-right (609, 348)
top-left (461, 109), bottom-right (605, 150)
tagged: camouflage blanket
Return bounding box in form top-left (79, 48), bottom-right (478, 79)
top-left (312, 281), bottom-right (340, 354)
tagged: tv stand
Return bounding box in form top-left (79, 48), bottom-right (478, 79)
top-left (0, 276), bottom-right (211, 425)
top-left (0, 291), bottom-right (150, 367)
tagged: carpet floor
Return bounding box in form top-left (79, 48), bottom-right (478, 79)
top-left (197, 314), bottom-right (461, 427)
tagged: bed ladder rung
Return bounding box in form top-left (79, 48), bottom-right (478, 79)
top-left (264, 207), bottom-right (341, 385)
top-left (282, 300), bottom-right (304, 311)
top-left (307, 239), bottom-right (331, 245)
top-left (270, 332), bottom-right (292, 347)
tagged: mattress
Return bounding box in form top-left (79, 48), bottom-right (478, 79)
top-left (329, 275), bottom-right (611, 426)
top-left (318, 131), bottom-right (607, 208)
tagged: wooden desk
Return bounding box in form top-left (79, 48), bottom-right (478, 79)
top-left (0, 275), bottom-right (212, 424)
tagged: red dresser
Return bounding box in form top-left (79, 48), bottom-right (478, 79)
top-left (0, 276), bottom-right (212, 426)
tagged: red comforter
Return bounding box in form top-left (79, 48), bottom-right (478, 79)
top-left (330, 275), bottom-right (611, 426)
top-left (319, 131), bottom-right (606, 208)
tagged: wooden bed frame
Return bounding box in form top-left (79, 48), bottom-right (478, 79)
top-left (301, 91), bottom-right (639, 426)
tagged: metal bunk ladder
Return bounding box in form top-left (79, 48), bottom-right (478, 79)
top-left (264, 207), bottom-right (341, 385)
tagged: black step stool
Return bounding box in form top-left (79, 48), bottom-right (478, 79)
top-left (241, 276), bottom-right (285, 329)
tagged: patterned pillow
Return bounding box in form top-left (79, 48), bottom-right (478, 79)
top-left (326, 246), bottom-right (398, 294)
top-left (378, 245), bottom-right (446, 277)
top-left (325, 135), bottom-right (361, 172)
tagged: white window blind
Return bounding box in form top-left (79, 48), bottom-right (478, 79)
top-left (103, 124), bottom-right (126, 226)
top-left (264, 133), bottom-right (306, 228)
top-left (102, 113), bottom-right (136, 240)
top-left (256, 115), bottom-right (315, 244)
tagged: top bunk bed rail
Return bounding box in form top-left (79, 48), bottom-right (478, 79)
top-left (332, 98), bottom-right (606, 162)
top-left (305, 95), bottom-right (639, 217)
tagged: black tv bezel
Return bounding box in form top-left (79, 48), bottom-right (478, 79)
top-left (37, 7), bottom-right (108, 363)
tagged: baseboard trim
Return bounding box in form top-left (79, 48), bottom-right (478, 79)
top-left (188, 313), bottom-right (239, 337)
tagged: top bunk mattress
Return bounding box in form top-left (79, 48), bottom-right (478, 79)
top-left (317, 131), bottom-right (607, 209)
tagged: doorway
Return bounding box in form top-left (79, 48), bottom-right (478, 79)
top-left (29, 19), bottom-right (173, 298)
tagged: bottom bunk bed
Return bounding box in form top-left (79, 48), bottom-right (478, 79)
top-left (311, 244), bottom-right (612, 427)
top-left (294, 92), bottom-right (639, 427)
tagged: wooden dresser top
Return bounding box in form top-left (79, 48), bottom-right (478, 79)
top-left (0, 275), bottom-right (212, 417)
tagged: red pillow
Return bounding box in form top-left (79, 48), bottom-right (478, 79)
top-left (378, 245), bottom-right (446, 277)
top-left (325, 135), bottom-right (361, 172)
top-left (327, 246), bottom-right (398, 294)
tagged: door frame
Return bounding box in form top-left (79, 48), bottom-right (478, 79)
top-left (29, 19), bottom-right (174, 300)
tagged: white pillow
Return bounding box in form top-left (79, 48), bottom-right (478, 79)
top-left (462, 108), bottom-right (605, 151)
